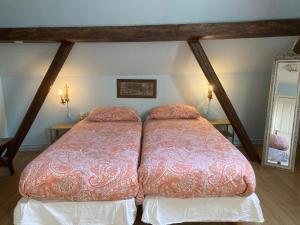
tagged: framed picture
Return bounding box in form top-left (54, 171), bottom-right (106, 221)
top-left (117, 79), bottom-right (157, 98)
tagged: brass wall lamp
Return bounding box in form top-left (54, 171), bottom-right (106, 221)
top-left (58, 84), bottom-right (70, 118)
top-left (58, 84), bottom-right (70, 105)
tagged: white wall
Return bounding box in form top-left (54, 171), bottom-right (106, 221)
top-left (2, 72), bottom-right (268, 149)
top-left (1, 37), bottom-right (296, 149)
top-left (3, 75), bottom-right (185, 148)
top-left (0, 76), bottom-right (8, 137)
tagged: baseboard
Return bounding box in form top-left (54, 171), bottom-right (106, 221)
top-left (251, 139), bottom-right (264, 145)
top-left (20, 143), bottom-right (49, 151)
top-left (233, 139), bottom-right (263, 146)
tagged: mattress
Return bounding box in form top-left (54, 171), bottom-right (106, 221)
top-left (137, 117), bottom-right (256, 203)
top-left (14, 197), bottom-right (136, 225)
top-left (142, 194), bottom-right (264, 225)
top-left (19, 119), bottom-right (142, 201)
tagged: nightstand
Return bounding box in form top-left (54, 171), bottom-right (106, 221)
top-left (0, 137), bottom-right (14, 174)
top-left (209, 119), bottom-right (234, 143)
top-left (49, 123), bottom-right (75, 143)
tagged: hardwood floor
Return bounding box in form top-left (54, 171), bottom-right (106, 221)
top-left (0, 151), bottom-right (40, 225)
top-left (0, 149), bottom-right (300, 225)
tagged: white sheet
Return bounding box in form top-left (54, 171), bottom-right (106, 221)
top-left (14, 197), bottom-right (137, 225)
top-left (142, 193), bottom-right (264, 225)
top-left (268, 147), bottom-right (289, 163)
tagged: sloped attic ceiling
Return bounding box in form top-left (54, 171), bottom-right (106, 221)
top-left (0, 37), bottom-right (297, 77)
top-left (0, 0), bottom-right (299, 78)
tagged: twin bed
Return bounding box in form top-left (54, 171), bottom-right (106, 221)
top-left (16, 107), bottom-right (142, 225)
top-left (138, 117), bottom-right (263, 224)
top-left (14, 104), bottom-right (264, 225)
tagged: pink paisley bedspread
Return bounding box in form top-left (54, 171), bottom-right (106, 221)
top-left (19, 119), bottom-right (142, 201)
top-left (137, 117), bottom-right (256, 203)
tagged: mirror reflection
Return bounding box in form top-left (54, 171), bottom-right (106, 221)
top-left (263, 57), bottom-right (300, 170)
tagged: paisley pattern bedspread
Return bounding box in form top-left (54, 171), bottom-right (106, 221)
top-left (19, 119), bottom-right (142, 201)
top-left (137, 117), bottom-right (256, 203)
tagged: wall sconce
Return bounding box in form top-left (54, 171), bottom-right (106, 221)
top-left (58, 84), bottom-right (70, 105)
top-left (285, 64), bottom-right (300, 72)
top-left (208, 84), bottom-right (213, 101)
top-left (58, 84), bottom-right (70, 118)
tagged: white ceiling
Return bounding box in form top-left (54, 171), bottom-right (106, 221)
top-left (0, 0), bottom-right (299, 27)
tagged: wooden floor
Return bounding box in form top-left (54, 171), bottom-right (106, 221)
top-left (0, 149), bottom-right (300, 225)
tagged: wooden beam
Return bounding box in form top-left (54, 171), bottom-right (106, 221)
top-left (0, 19), bottom-right (300, 42)
top-left (188, 40), bottom-right (259, 161)
top-left (8, 41), bottom-right (74, 164)
top-left (294, 38), bottom-right (300, 54)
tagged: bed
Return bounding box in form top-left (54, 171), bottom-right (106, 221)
top-left (14, 107), bottom-right (142, 225)
top-left (137, 104), bottom-right (264, 224)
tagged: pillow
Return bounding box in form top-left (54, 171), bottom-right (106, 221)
top-left (149, 104), bottom-right (200, 120)
top-left (269, 133), bottom-right (289, 151)
top-left (87, 107), bottom-right (139, 122)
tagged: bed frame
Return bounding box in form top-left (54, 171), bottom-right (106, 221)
top-left (135, 206), bottom-right (245, 225)
top-left (1, 18), bottom-right (300, 173)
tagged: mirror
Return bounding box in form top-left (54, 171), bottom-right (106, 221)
top-left (262, 55), bottom-right (300, 171)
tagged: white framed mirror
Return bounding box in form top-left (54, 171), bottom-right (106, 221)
top-left (262, 55), bottom-right (300, 171)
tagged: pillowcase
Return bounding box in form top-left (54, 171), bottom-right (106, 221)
top-left (269, 133), bottom-right (289, 151)
top-left (149, 103), bottom-right (200, 120)
top-left (87, 107), bottom-right (139, 122)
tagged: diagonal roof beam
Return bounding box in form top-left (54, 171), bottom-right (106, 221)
top-left (6, 41), bottom-right (74, 173)
top-left (188, 40), bottom-right (260, 161)
top-left (0, 19), bottom-right (300, 42)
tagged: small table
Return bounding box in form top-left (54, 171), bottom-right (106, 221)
top-left (49, 123), bottom-right (75, 143)
top-left (0, 137), bottom-right (14, 174)
top-left (0, 138), bottom-right (12, 150)
top-left (209, 119), bottom-right (234, 143)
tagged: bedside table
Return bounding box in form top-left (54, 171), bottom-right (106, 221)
top-left (0, 137), bottom-right (14, 174)
top-left (209, 119), bottom-right (234, 143)
top-left (49, 123), bottom-right (75, 143)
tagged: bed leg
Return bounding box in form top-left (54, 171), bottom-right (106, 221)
top-left (135, 205), bottom-right (147, 225)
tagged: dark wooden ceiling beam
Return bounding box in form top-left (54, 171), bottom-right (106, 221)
top-left (7, 41), bottom-right (74, 173)
top-left (0, 19), bottom-right (300, 42)
top-left (294, 38), bottom-right (300, 54)
top-left (188, 40), bottom-right (260, 161)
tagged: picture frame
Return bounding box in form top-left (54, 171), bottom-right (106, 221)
top-left (117, 79), bottom-right (157, 98)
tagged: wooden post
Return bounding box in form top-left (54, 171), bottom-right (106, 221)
top-left (188, 40), bottom-right (259, 161)
top-left (294, 38), bottom-right (300, 54)
top-left (7, 41), bottom-right (74, 173)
